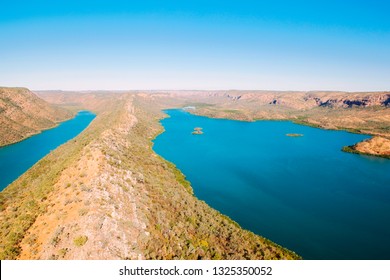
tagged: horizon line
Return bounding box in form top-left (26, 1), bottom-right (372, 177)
top-left (29, 88), bottom-right (390, 93)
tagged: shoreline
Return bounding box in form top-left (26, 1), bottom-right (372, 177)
top-left (0, 110), bottom-right (96, 192)
top-left (152, 109), bottom-right (301, 259)
top-left (154, 107), bottom-right (390, 259)
top-left (0, 110), bottom-right (77, 148)
top-left (182, 107), bottom-right (389, 159)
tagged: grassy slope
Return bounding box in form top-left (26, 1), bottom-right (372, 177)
top-left (0, 92), bottom-right (300, 260)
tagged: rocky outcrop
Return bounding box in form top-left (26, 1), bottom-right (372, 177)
top-left (343, 136), bottom-right (390, 158)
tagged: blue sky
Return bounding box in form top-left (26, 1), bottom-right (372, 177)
top-left (0, 0), bottom-right (389, 91)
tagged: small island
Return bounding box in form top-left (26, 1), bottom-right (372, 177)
top-left (286, 133), bottom-right (303, 137)
top-left (192, 127), bottom-right (204, 135)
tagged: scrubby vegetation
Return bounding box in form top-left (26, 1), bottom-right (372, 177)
top-left (0, 112), bottom-right (101, 259)
top-left (0, 92), bottom-right (300, 260)
top-left (116, 96), bottom-right (300, 259)
top-left (73, 236), bottom-right (88, 247)
top-left (342, 144), bottom-right (390, 159)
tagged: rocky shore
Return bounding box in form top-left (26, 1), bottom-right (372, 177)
top-left (343, 136), bottom-right (390, 159)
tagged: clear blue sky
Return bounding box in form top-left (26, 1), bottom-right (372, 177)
top-left (0, 0), bottom-right (389, 91)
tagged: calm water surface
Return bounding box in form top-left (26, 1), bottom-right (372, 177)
top-left (153, 109), bottom-right (390, 260)
top-left (0, 111), bottom-right (95, 191)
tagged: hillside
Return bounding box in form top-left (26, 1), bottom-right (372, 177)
top-left (148, 90), bottom-right (390, 134)
top-left (0, 92), bottom-right (299, 260)
top-left (148, 90), bottom-right (390, 157)
top-left (2, 89), bottom-right (388, 260)
top-left (0, 87), bottom-right (73, 147)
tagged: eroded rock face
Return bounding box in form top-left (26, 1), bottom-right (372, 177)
top-left (317, 93), bottom-right (390, 108)
top-left (162, 90), bottom-right (390, 110)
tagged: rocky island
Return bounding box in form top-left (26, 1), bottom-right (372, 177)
top-left (192, 127), bottom-right (204, 135)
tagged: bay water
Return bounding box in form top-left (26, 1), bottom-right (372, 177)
top-left (0, 111), bottom-right (95, 191)
top-left (153, 109), bottom-right (390, 260)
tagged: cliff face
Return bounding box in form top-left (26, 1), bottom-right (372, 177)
top-left (0, 87), bottom-right (73, 147)
top-left (164, 90), bottom-right (390, 110)
top-left (307, 92), bottom-right (390, 108)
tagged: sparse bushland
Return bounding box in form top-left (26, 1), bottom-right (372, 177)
top-left (0, 95), bottom-right (120, 259)
top-left (120, 96), bottom-right (299, 259)
top-left (342, 137), bottom-right (390, 159)
top-left (0, 91), bottom-right (300, 260)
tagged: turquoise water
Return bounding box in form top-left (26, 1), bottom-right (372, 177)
top-left (153, 109), bottom-right (390, 260)
top-left (0, 111), bottom-right (95, 191)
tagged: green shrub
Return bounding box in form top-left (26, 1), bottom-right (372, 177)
top-left (73, 235), bottom-right (88, 247)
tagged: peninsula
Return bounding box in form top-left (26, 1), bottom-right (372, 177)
top-left (0, 89), bottom-right (300, 260)
top-left (343, 136), bottom-right (390, 159)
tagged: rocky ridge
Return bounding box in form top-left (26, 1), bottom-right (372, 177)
top-left (0, 92), bottom-right (299, 260)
